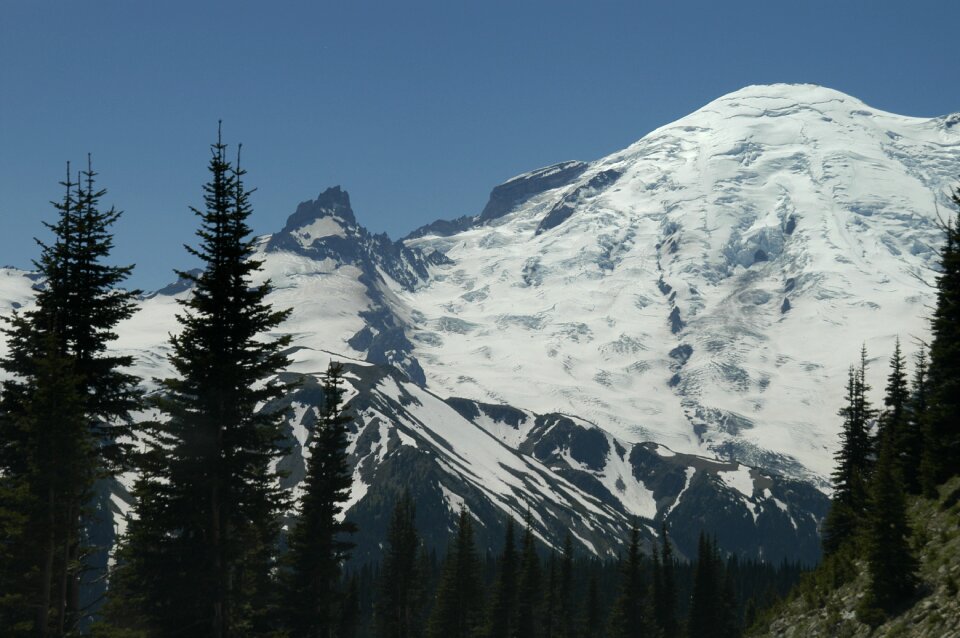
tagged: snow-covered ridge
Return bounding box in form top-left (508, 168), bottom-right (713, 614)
top-left (0, 84), bottom-right (954, 563)
top-left (404, 83), bottom-right (960, 482)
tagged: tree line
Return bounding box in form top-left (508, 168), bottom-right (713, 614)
top-left (818, 185), bottom-right (960, 623)
top-left (1, 131), bottom-right (956, 636)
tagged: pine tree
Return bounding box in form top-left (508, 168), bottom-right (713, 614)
top-left (377, 491), bottom-right (426, 638)
top-left (557, 534), bottom-right (575, 638)
top-left (486, 519), bottom-right (518, 638)
top-left (878, 338), bottom-right (909, 459)
top-left (607, 525), bottom-right (653, 638)
top-left (904, 346), bottom-right (928, 495)
top-left (822, 349), bottom-right (876, 554)
top-left (0, 160), bottom-right (139, 634)
top-left (864, 431), bottom-right (919, 613)
top-left (580, 571), bottom-right (603, 638)
top-left (283, 361), bottom-right (357, 637)
top-left (106, 130), bottom-right (291, 636)
top-left (924, 187), bottom-right (960, 485)
top-left (653, 524), bottom-right (679, 638)
top-left (516, 519), bottom-right (542, 638)
top-left (428, 507), bottom-right (485, 638)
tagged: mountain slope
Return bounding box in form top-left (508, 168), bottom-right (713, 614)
top-left (403, 84), bottom-right (960, 483)
top-left (1, 84), bottom-right (953, 566)
top-left (749, 478), bottom-right (960, 637)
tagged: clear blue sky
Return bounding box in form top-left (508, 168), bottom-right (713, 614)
top-left (1, 1), bottom-right (957, 290)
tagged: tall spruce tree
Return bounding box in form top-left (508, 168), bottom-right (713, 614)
top-left (516, 519), bottom-right (542, 638)
top-left (864, 430), bottom-right (919, 614)
top-left (822, 349), bottom-right (876, 554)
top-left (283, 361), bottom-right (357, 637)
top-left (924, 187), bottom-right (960, 485)
top-left (485, 519), bottom-right (518, 638)
top-left (557, 534), bottom-right (575, 638)
top-left (107, 130), bottom-right (291, 637)
top-left (0, 160), bottom-right (138, 635)
top-left (607, 525), bottom-right (653, 638)
top-left (427, 507), bottom-right (485, 638)
top-left (377, 491), bottom-right (426, 638)
top-left (687, 533), bottom-right (739, 638)
top-left (580, 572), bottom-right (602, 638)
top-left (879, 338), bottom-right (909, 456)
top-left (904, 346), bottom-right (928, 495)
top-left (653, 524), bottom-right (678, 638)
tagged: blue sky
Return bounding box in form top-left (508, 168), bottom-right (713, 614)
top-left (1, 1), bottom-right (957, 290)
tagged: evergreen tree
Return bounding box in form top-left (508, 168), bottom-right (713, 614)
top-left (339, 575), bottom-right (362, 638)
top-left (106, 130), bottom-right (291, 636)
top-left (0, 340), bottom-right (88, 636)
top-left (557, 534), bottom-right (575, 638)
top-left (924, 187), bottom-right (960, 485)
top-left (543, 551), bottom-right (558, 638)
top-left (377, 491), bottom-right (426, 638)
top-left (864, 431), bottom-right (919, 613)
top-left (607, 525), bottom-right (653, 638)
top-left (905, 346), bottom-right (928, 495)
top-left (283, 361), bottom-right (357, 637)
top-left (653, 524), bottom-right (679, 638)
top-left (516, 519), bottom-right (542, 638)
top-left (580, 572), bottom-right (603, 638)
top-left (878, 338), bottom-right (909, 457)
top-left (428, 507), bottom-right (485, 638)
top-left (687, 534), bottom-right (712, 638)
top-left (0, 160), bottom-right (139, 634)
top-left (822, 349), bottom-right (875, 554)
top-left (485, 519), bottom-right (518, 638)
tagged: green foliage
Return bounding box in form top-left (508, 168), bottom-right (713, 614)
top-left (282, 361), bottom-right (357, 637)
top-left (822, 350), bottom-right (875, 555)
top-left (0, 160), bottom-right (138, 635)
top-left (427, 508), bottom-right (485, 638)
top-left (516, 520), bottom-right (542, 638)
top-left (864, 433), bottom-right (919, 613)
top-left (376, 491), bottom-right (426, 638)
top-left (607, 525), bottom-right (654, 638)
top-left (687, 533), bottom-right (740, 638)
top-left (653, 523), bottom-right (679, 638)
top-left (105, 130), bottom-right (291, 636)
top-left (924, 187), bottom-right (960, 487)
top-left (485, 519), bottom-right (518, 638)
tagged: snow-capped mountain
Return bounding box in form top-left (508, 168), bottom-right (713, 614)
top-left (403, 84), bottom-right (960, 484)
top-left (1, 84), bottom-right (956, 565)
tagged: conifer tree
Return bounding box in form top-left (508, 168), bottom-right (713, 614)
top-left (428, 507), bottom-right (485, 638)
top-left (0, 160), bottom-right (138, 634)
top-left (580, 572), bottom-right (603, 638)
top-left (653, 524), bottom-right (679, 638)
top-left (607, 525), bottom-right (653, 638)
top-left (924, 187), bottom-right (960, 485)
top-left (879, 338), bottom-right (909, 457)
top-left (904, 346), bottom-right (928, 495)
top-left (864, 430), bottom-right (919, 613)
top-left (688, 533), bottom-right (741, 638)
top-left (516, 519), bottom-right (542, 638)
top-left (557, 534), bottom-right (575, 638)
top-left (283, 361), bottom-right (357, 637)
top-left (377, 491), bottom-right (426, 638)
top-left (486, 519), bottom-right (518, 638)
top-left (543, 551), bottom-right (558, 638)
top-left (107, 130), bottom-right (291, 637)
top-left (822, 349), bottom-right (875, 554)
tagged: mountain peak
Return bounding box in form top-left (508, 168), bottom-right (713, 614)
top-left (281, 185), bottom-right (356, 233)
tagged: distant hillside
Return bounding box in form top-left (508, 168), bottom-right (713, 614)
top-left (749, 477), bottom-right (960, 637)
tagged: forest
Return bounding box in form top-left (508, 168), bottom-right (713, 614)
top-left (0, 133), bottom-right (958, 637)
